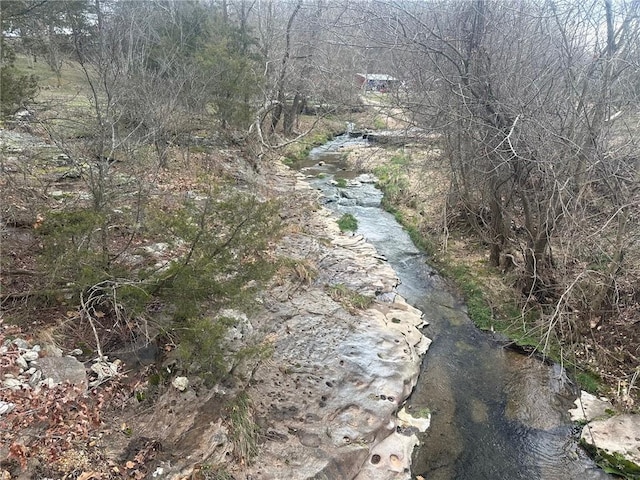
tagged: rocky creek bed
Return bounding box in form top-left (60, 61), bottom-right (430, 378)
top-left (1, 125), bottom-right (431, 479)
top-left (2, 127), bottom-right (640, 479)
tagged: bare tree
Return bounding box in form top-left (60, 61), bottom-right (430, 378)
top-left (365, 0), bottom-right (639, 346)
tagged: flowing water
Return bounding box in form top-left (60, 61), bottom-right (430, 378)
top-left (298, 135), bottom-right (610, 480)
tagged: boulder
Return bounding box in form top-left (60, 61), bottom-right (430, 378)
top-left (37, 356), bottom-right (88, 390)
top-left (581, 414), bottom-right (640, 470)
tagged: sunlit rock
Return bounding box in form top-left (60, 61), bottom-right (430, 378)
top-left (569, 391), bottom-right (613, 422)
top-left (581, 414), bottom-right (640, 470)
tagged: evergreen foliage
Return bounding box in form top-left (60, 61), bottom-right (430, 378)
top-left (0, 42), bottom-right (37, 117)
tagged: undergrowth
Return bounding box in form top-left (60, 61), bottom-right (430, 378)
top-left (227, 392), bottom-right (260, 465)
top-left (29, 184), bottom-right (283, 386)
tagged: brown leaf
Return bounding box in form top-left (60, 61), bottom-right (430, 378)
top-left (77, 472), bottom-right (102, 480)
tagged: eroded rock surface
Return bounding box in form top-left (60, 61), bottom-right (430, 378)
top-left (241, 170), bottom-right (431, 479)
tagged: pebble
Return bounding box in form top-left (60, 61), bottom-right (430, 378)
top-left (0, 401), bottom-right (16, 415)
top-left (22, 350), bottom-right (39, 362)
top-left (2, 378), bottom-right (22, 390)
top-left (29, 370), bottom-right (42, 386)
top-left (69, 348), bottom-right (83, 356)
top-left (15, 355), bottom-right (29, 370)
top-left (12, 339), bottom-right (29, 350)
top-left (172, 376), bottom-right (189, 391)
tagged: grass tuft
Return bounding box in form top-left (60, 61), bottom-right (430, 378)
top-left (337, 213), bottom-right (358, 232)
top-left (327, 283), bottom-right (373, 312)
top-left (228, 392), bottom-right (260, 465)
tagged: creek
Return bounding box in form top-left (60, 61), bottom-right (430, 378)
top-left (298, 134), bottom-right (610, 480)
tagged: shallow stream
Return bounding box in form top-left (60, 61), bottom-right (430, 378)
top-left (299, 135), bottom-right (610, 480)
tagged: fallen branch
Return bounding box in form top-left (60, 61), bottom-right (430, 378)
top-left (1, 288), bottom-right (74, 302)
top-left (3, 269), bottom-right (43, 276)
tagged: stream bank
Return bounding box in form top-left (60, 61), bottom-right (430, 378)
top-left (240, 160), bottom-right (433, 479)
top-left (337, 133), bottom-right (640, 479)
top-left (296, 134), bottom-right (618, 479)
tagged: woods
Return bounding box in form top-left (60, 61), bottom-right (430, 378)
top-left (2, 0), bottom-right (639, 401)
top-left (376, 0), bottom-right (640, 371)
top-left (1, 0), bottom-right (640, 477)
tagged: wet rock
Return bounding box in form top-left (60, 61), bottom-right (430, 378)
top-left (397, 406), bottom-right (431, 432)
top-left (37, 356), bottom-right (87, 389)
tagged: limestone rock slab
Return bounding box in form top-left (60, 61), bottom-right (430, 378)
top-left (569, 390), bottom-right (614, 422)
top-left (581, 414), bottom-right (640, 468)
top-left (245, 215), bottom-right (431, 479)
